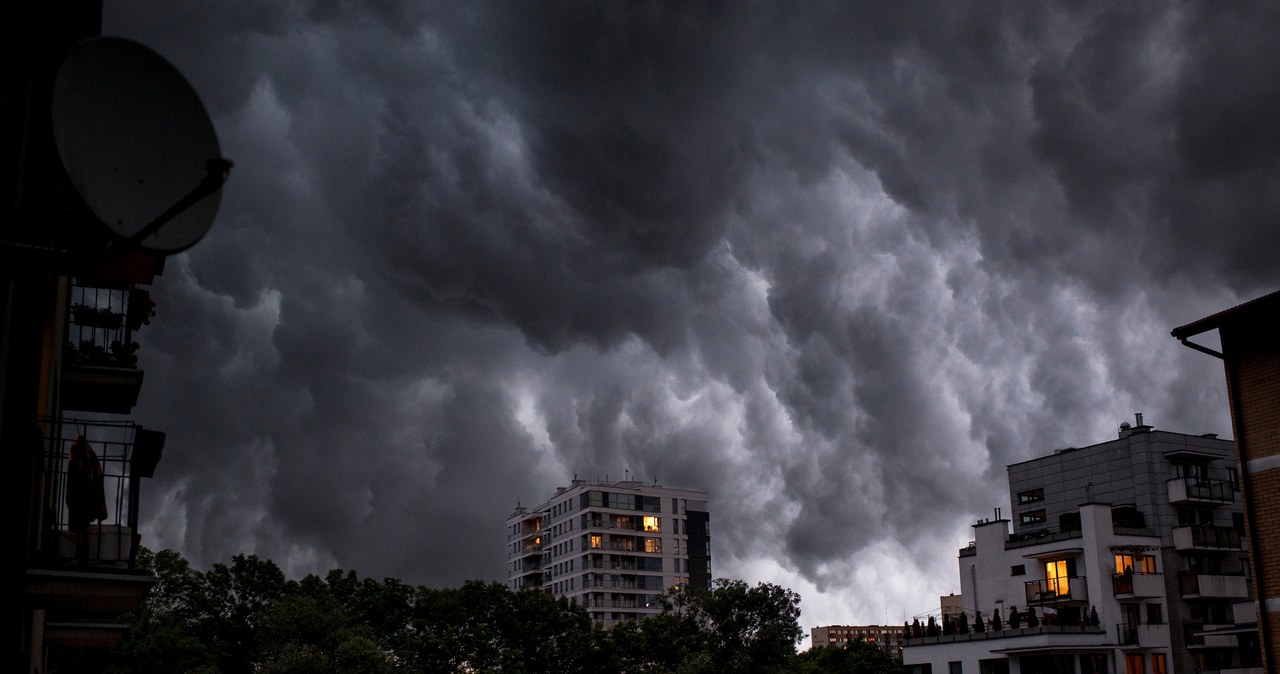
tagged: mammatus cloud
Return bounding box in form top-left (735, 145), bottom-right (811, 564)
top-left (104, 1), bottom-right (1276, 628)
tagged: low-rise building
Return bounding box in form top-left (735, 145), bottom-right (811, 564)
top-left (812, 624), bottom-right (906, 658)
top-left (904, 420), bottom-right (1259, 674)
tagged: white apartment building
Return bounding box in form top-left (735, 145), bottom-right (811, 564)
top-left (904, 419), bottom-right (1260, 674)
top-left (506, 479), bottom-right (710, 627)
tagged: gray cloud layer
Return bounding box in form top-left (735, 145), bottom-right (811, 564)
top-left (103, 1), bottom-right (1278, 624)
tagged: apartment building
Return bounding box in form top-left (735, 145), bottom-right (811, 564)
top-left (812, 624), bottom-right (906, 658)
top-left (904, 419), bottom-right (1260, 674)
top-left (506, 479), bottom-right (710, 627)
top-left (1174, 289), bottom-right (1280, 673)
top-left (5, 5), bottom-right (230, 670)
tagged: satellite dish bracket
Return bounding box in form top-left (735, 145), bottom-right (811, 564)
top-left (127, 157), bottom-right (233, 247)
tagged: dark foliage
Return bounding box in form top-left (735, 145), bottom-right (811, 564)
top-left (50, 548), bottom-right (811, 674)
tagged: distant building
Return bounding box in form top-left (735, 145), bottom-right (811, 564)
top-left (1174, 289), bottom-right (1280, 674)
top-left (506, 479), bottom-right (710, 628)
top-left (812, 624), bottom-right (906, 658)
top-left (904, 420), bottom-right (1260, 674)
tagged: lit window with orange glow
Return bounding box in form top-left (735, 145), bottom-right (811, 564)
top-left (590, 534), bottom-right (602, 549)
top-left (1045, 560), bottom-right (1070, 596)
top-left (643, 516), bottom-right (660, 532)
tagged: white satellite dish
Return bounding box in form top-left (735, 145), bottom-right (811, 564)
top-left (51, 37), bottom-right (230, 254)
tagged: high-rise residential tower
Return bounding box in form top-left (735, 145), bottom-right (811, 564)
top-left (506, 479), bottom-right (710, 628)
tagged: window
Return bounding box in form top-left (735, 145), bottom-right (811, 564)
top-left (1017, 488), bottom-right (1045, 504)
top-left (590, 534), bottom-right (602, 549)
top-left (1020, 510), bottom-right (1047, 525)
top-left (645, 537), bottom-right (662, 553)
top-left (1045, 559), bottom-right (1071, 596)
top-left (1150, 654), bottom-right (1166, 674)
top-left (1080, 655), bottom-right (1108, 674)
top-left (1011, 564), bottom-right (1026, 576)
top-left (1147, 603), bottom-right (1163, 625)
top-left (1175, 462), bottom-right (1208, 479)
top-left (1114, 553), bottom-right (1156, 575)
top-left (980, 659), bottom-right (1009, 674)
top-left (1124, 654), bottom-right (1143, 674)
top-left (643, 516), bottom-right (661, 532)
top-left (949, 661), bottom-right (963, 674)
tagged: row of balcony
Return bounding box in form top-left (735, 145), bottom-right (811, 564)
top-left (1025, 571), bottom-right (1248, 605)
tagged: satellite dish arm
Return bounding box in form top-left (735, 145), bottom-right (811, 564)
top-left (127, 157), bottom-right (233, 246)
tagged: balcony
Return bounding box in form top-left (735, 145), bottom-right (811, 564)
top-left (1179, 572), bottom-right (1250, 599)
top-left (60, 284), bottom-right (152, 414)
top-left (1167, 477), bottom-right (1235, 505)
top-left (1025, 577), bottom-right (1088, 605)
top-left (36, 418), bottom-right (162, 571)
top-left (1113, 572), bottom-right (1164, 598)
top-left (1173, 525), bottom-right (1243, 552)
top-left (1116, 623), bottom-right (1170, 648)
top-left (28, 418), bottom-right (161, 648)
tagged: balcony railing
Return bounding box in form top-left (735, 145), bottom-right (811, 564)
top-left (1113, 572), bottom-right (1163, 597)
top-left (1178, 572), bottom-right (1249, 599)
top-left (1025, 577), bottom-right (1088, 605)
top-left (37, 418), bottom-right (161, 571)
top-left (1173, 525), bottom-right (1243, 551)
top-left (1116, 623), bottom-right (1168, 647)
top-left (61, 284), bottom-right (151, 414)
top-left (1167, 477), bottom-right (1235, 504)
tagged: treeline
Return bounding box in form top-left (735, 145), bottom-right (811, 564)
top-left (56, 548), bottom-right (901, 674)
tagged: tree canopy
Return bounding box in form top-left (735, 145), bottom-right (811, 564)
top-left (48, 548), bottom-right (897, 674)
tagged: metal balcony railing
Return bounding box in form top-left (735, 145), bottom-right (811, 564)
top-left (61, 283), bottom-right (155, 413)
top-left (37, 418), bottom-right (161, 571)
top-left (1025, 577), bottom-right (1088, 605)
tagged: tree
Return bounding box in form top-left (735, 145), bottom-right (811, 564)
top-left (990, 607), bottom-right (1003, 631)
top-left (643, 579), bottom-right (803, 674)
top-left (1026, 607), bottom-right (1040, 628)
top-left (787, 640), bottom-right (901, 674)
top-left (1008, 606), bottom-right (1021, 629)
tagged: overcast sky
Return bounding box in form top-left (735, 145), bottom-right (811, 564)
top-left (101, 1), bottom-right (1278, 629)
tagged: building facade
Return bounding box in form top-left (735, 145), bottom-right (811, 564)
top-left (4, 4), bottom-right (231, 672)
top-left (812, 624), bottom-right (906, 658)
top-left (506, 479), bottom-right (710, 627)
top-left (1174, 289), bottom-right (1280, 674)
top-left (905, 421), bottom-right (1259, 674)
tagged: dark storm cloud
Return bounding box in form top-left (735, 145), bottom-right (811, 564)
top-left (103, 0), bottom-right (1278, 623)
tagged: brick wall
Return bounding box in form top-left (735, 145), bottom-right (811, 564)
top-left (1221, 320), bottom-right (1280, 673)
